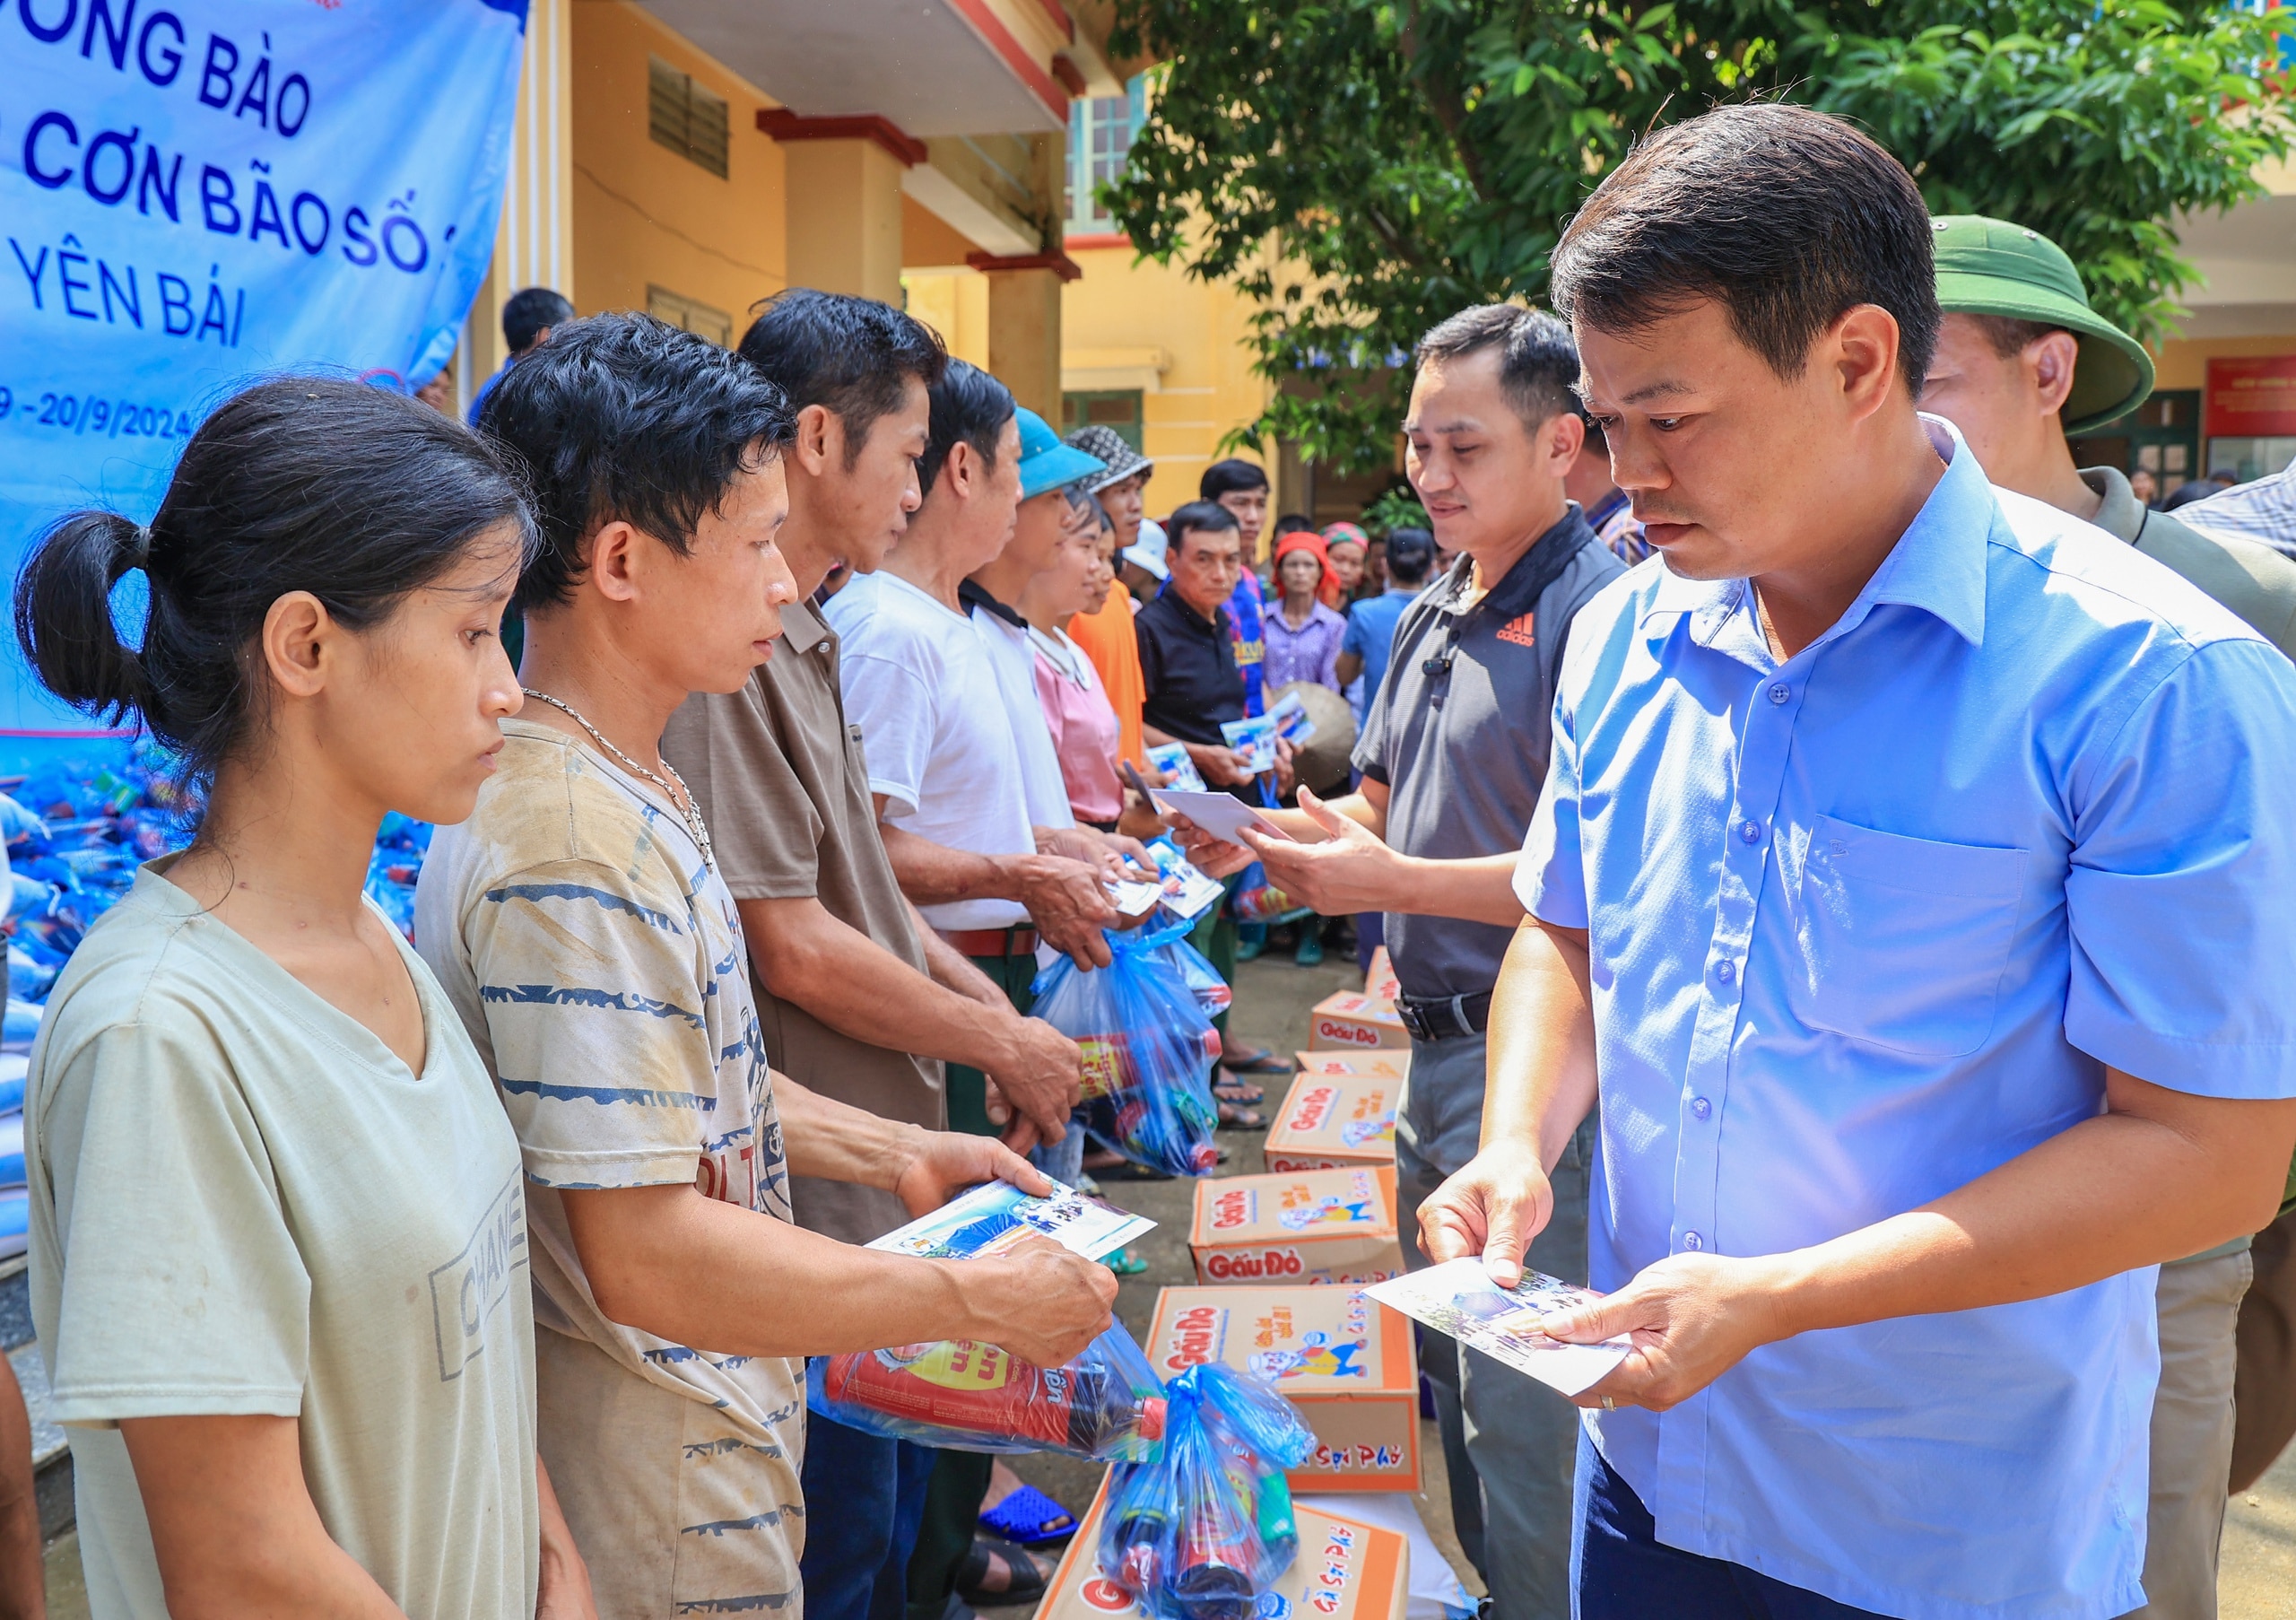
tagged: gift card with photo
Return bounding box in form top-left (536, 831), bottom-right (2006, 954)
top-left (868, 1178), bottom-right (1153, 1264)
top-left (1365, 1258), bottom-right (1631, 1397)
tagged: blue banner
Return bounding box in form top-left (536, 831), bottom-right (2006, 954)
top-left (0, 0), bottom-right (527, 742)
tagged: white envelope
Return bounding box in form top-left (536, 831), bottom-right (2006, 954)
top-left (1148, 788), bottom-right (1292, 848)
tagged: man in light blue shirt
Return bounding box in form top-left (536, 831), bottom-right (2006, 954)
top-left (1421, 104), bottom-right (2296, 1620)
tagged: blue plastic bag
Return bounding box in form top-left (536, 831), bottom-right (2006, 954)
top-left (1099, 1363), bottom-right (1318, 1620)
top-left (807, 1320), bottom-right (1167, 1461)
top-left (1031, 919), bottom-right (1221, 1177)
top-left (1152, 936), bottom-right (1232, 1021)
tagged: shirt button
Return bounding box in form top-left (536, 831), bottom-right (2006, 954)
top-left (1715, 960), bottom-right (1735, 984)
top-left (1683, 1231), bottom-right (1704, 1251)
top-left (1741, 820), bottom-right (1761, 844)
top-left (1768, 683), bottom-right (1790, 704)
top-left (1691, 1097), bottom-right (1711, 1120)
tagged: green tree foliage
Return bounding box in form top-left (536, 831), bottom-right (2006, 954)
top-left (1105, 0), bottom-right (2292, 471)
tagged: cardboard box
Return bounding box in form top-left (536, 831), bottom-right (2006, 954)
top-left (1309, 992), bottom-right (1408, 1051)
top-left (1148, 1285), bottom-right (1421, 1493)
top-left (1191, 1166), bottom-right (1403, 1286)
top-left (1265, 1070), bottom-right (1397, 1173)
top-left (1292, 1050), bottom-right (1411, 1083)
top-left (1040, 1474), bottom-right (1409, 1620)
top-left (1363, 945), bottom-right (1399, 1004)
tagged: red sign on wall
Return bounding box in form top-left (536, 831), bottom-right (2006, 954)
top-left (2205, 356), bottom-right (2296, 440)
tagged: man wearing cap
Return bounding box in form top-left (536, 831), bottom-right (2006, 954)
top-left (1064, 426), bottom-right (1156, 773)
top-left (1921, 214), bottom-right (2296, 664)
top-left (1919, 216), bottom-right (2296, 1617)
top-left (1119, 518), bottom-right (1170, 601)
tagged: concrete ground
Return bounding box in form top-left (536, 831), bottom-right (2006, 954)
top-left (30, 944), bottom-right (2296, 1616)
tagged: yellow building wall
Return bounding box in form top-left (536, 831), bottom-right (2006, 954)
top-left (2155, 334), bottom-right (2296, 392)
top-left (569, 1), bottom-right (787, 330)
top-left (1060, 239), bottom-right (1275, 507)
top-left (904, 270), bottom-right (993, 370)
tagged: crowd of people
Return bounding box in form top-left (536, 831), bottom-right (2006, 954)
top-left (4, 99), bottom-right (2294, 1620)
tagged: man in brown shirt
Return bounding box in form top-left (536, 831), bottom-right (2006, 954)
top-left (660, 291), bottom-right (1096, 1620)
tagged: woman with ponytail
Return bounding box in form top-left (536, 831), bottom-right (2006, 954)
top-left (15, 378), bottom-right (594, 1619)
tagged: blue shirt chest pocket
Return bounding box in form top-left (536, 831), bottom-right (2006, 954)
top-left (1790, 814), bottom-right (2029, 1058)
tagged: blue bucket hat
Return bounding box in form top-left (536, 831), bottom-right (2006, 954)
top-left (1015, 406), bottom-right (1106, 500)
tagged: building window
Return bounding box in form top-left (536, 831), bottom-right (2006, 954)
top-left (1063, 389), bottom-right (1144, 451)
top-left (648, 56), bottom-right (729, 179)
top-left (1065, 81), bottom-right (1141, 235)
top-left (648, 285), bottom-right (732, 347)
top-left (2070, 388), bottom-right (2201, 485)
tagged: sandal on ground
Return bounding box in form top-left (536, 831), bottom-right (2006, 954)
top-left (1218, 1101), bottom-right (1266, 1130)
top-left (978, 1484), bottom-right (1076, 1546)
top-left (1107, 1247), bottom-right (1150, 1276)
top-left (957, 1538), bottom-right (1049, 1607)
top-left (1213, 1078), bottom-right (1265, 1106)
top-left (1096, 1159), bottom-right (1175, 1182)
top-left (1220, 1044), bottom-right (1292, 1075)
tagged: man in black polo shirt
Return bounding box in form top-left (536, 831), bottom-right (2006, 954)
top-left (1181, 306), bottom-right (1623, 1620)
top-left (1137, 501), bottom-right (1257, 793)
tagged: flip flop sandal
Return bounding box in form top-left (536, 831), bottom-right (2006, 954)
top-left (1217, 1102), bottom-right (1266, 1130)
top-left (1213, 1078), bottom-right (1266, 1105)
top-left (1107, 1248), bottom-right (1150, 1276)
top-left (1096, 1159), bottom-right (1175, 1182)
top-left (957, 1537), bottom-right (1049, 1607)
top-left (979, 1484), bottom-right (1076, 1547)
top-left (1222, 1045), bottom-right (1292, 1075)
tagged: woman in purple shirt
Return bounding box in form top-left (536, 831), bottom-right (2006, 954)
top-left (1264, 530), bottom-right (1349, 692)
top-left (1260, 530), bottom-right (1350, 965)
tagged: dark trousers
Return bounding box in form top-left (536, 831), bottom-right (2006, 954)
top-left (802, 1411), bottom-right (935, 1620)
top-left (1574, 1433), bottom-right (1887, 1619)
top-left (1190, 884), bottom-right (1239, 1042)
top-left (906, 943), bottom-right (1036, 1620)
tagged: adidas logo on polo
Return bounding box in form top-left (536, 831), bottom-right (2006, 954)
top-left (1496, 612), bottom-right (1536, 648)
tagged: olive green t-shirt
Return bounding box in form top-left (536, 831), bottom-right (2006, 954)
top-left (27, 865), bottom-right (539, 1620)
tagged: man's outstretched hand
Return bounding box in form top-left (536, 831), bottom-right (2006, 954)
top-left (1239, 788), bottom-right (1403, 914)
top-left (1415, 1138), bottom-right (1554, 1289)
top-left (1542, 1253), bottom-right (1794, 1414)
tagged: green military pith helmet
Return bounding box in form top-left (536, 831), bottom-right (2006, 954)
top-left (1929, 215), bottom-right (2156, 437)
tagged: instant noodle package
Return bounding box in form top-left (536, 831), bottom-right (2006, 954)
top-left (1263, 1069), bottom-right (1397, 1174)
top-left (1147, 1286), bottom-right (1421, 1494)
top-left (1189, 1167), bottom-right (1403, 1287)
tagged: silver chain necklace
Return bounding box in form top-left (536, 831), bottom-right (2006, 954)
top-left (520, 688), bottom-right (716, 873)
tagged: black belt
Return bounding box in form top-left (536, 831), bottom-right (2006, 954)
top-left (1395, 990), bottom-right (1492, 1042)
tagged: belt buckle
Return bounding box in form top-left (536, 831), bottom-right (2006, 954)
top-left (1396, 999), bottom-right (1429, 1042)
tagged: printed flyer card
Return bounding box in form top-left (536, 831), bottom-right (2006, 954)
top-left (1222, 714), bottom-right (1280, 773)
top-left (1364, 1257), bottom-right (1631, 1397)
top-left (1144, 835), bottom-right (1227, 919)
top-left (1269, 688), bottom-right (1318, 745)
top-left (1144, 742), bottom-right (1208, 793)
top-left (869, 1179), bottom-right (1153, 1264)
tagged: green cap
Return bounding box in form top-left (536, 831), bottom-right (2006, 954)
top-left (1930, 215), bottom-right (2155, 436)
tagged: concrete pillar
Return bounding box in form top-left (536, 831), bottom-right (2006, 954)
top-left (779, 137), bottom-right (909, 306)
top-left (460, 0), bottom-right (573, 402)
top-left (971, 255), bottom-right (1082, 422)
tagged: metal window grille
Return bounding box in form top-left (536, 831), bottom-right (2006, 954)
top-left (648, 56), bottom-right (729, 179)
